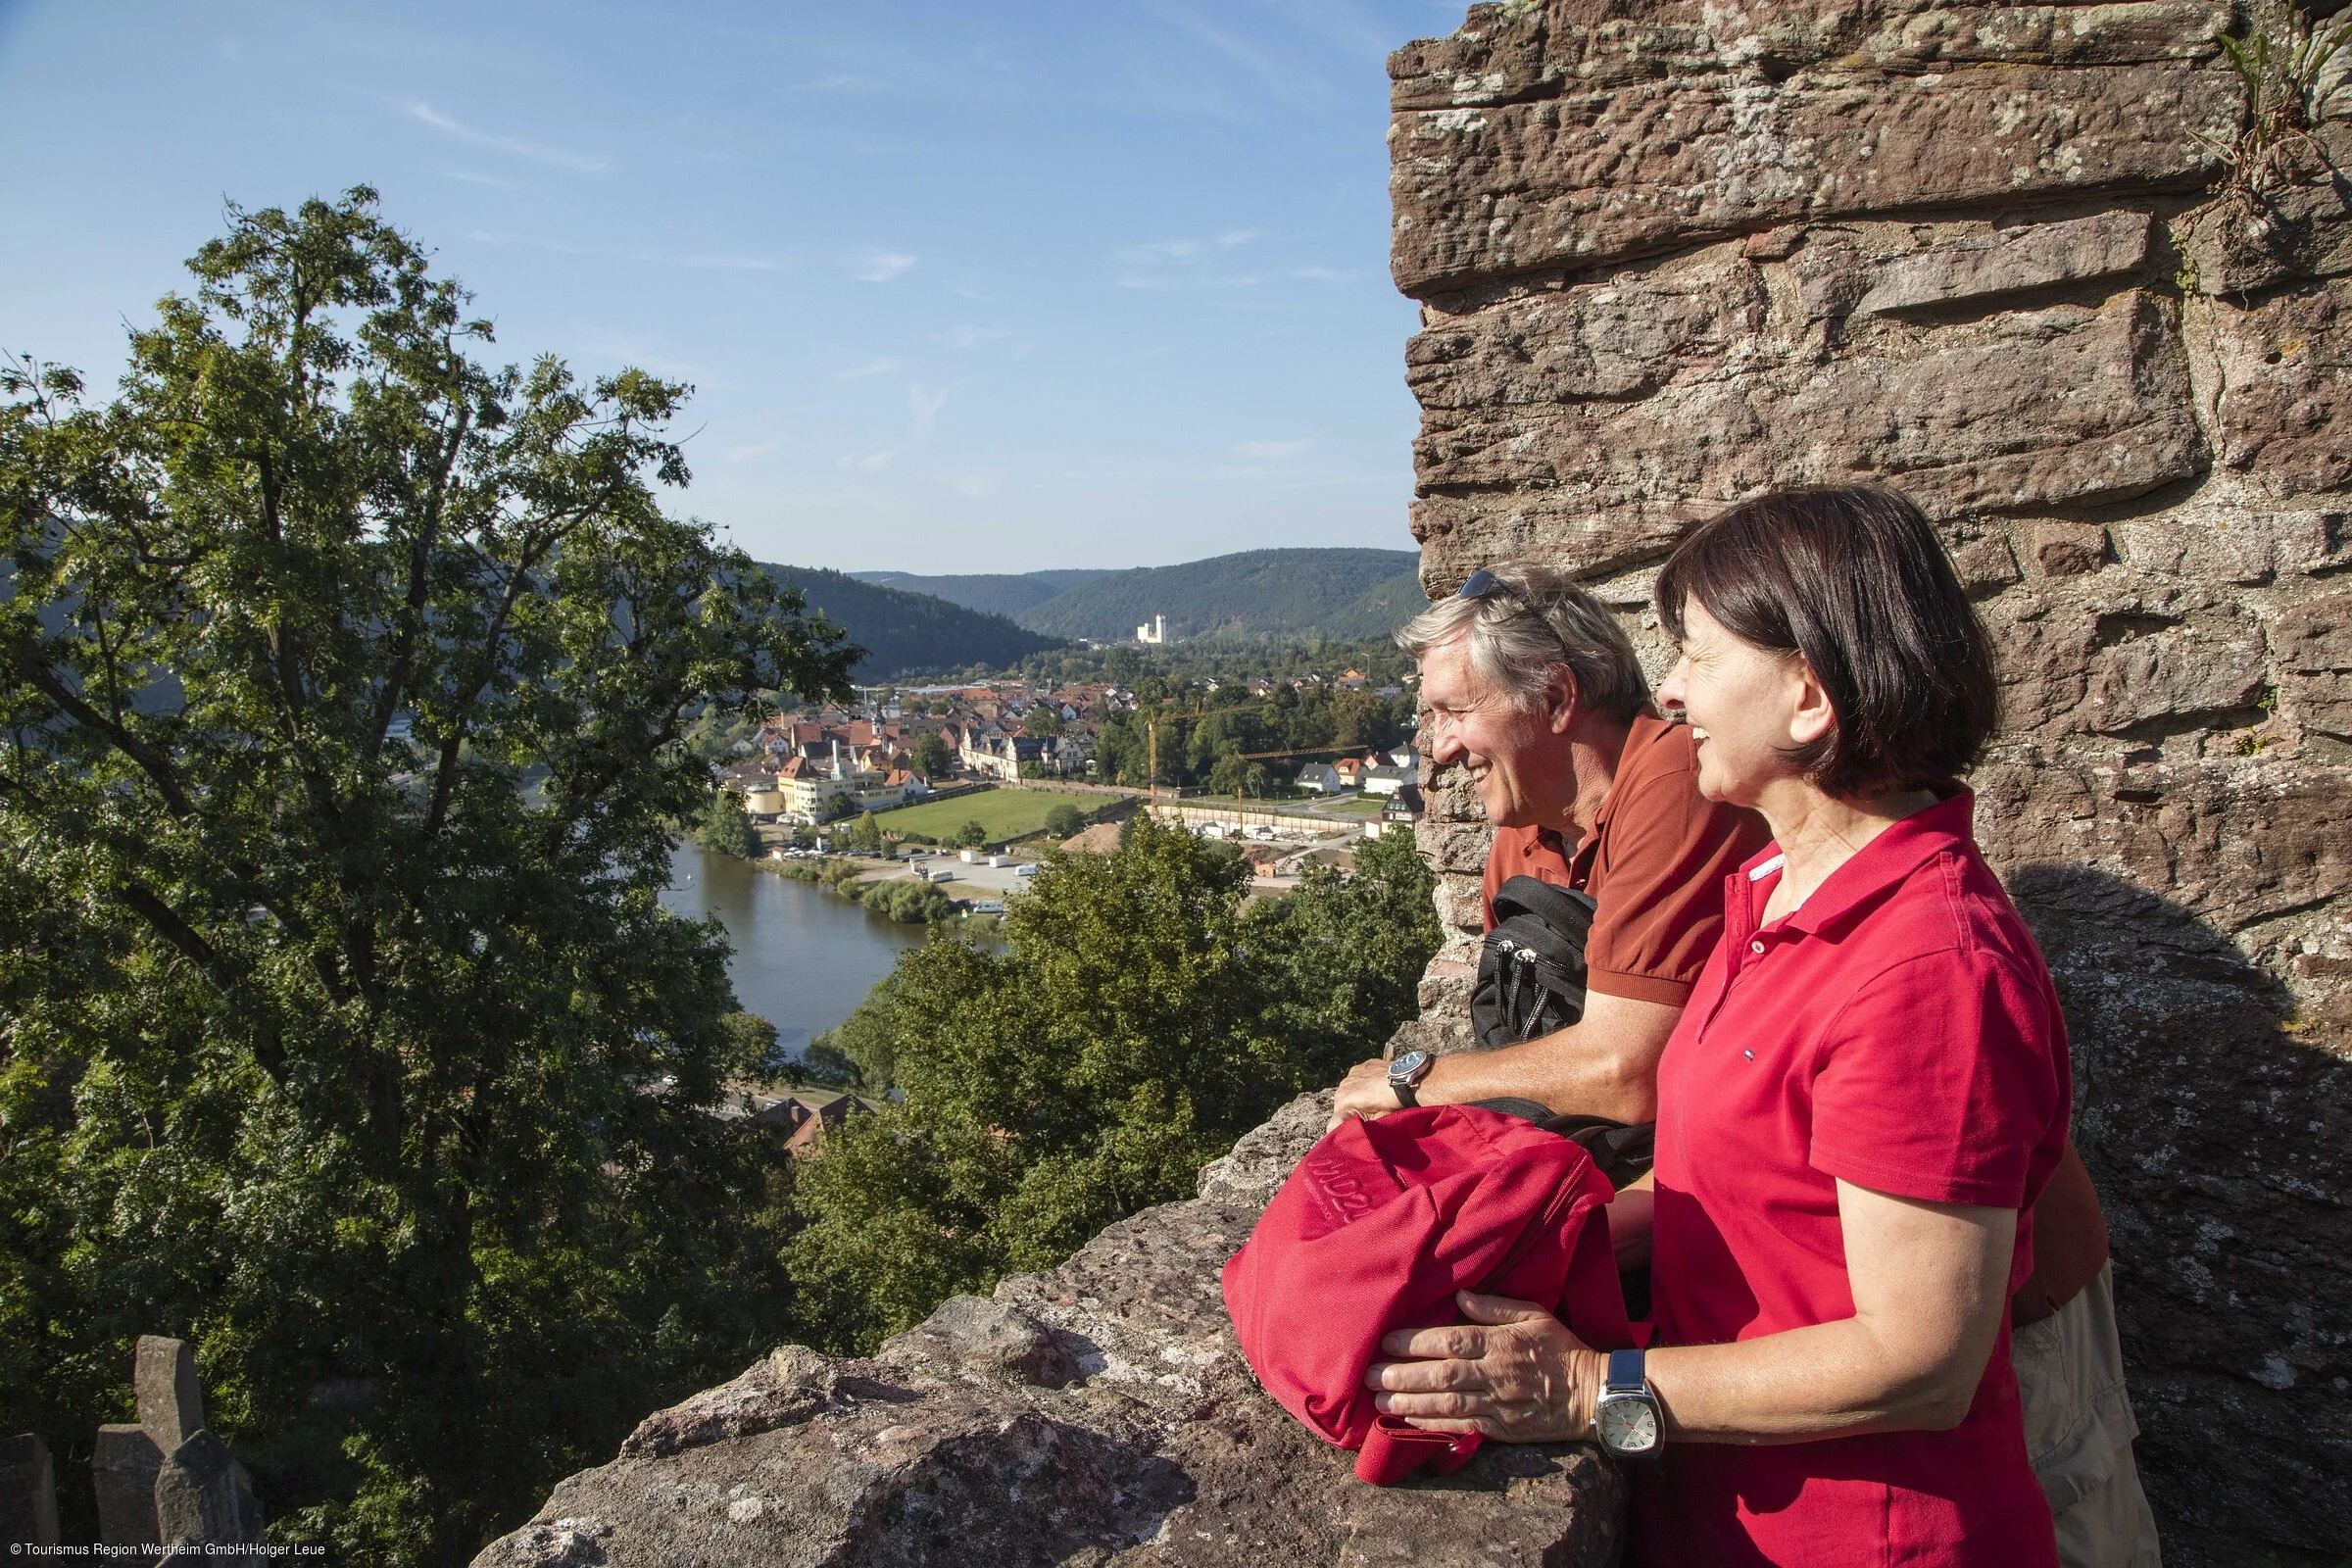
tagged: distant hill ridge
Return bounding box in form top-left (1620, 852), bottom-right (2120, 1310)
top-left (851, 568), bottom-right (1111, 619)
top-left (853, 549), bottom-right (1426, 643)
top-left (755, 564), bottom-right (1066, 682)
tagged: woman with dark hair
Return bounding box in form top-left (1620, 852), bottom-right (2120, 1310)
top-left (1366, 487), bottom-right (2069, 1567)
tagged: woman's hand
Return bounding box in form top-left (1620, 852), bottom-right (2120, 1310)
top-left (1363, 1290), bottom-right (1606, 1441)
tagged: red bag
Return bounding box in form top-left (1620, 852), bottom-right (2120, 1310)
top-left (1221, 1103), bottom-right (1633, 1485)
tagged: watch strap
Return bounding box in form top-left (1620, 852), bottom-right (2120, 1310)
top-left (1604, 1347), bottom-right (1645, 1395)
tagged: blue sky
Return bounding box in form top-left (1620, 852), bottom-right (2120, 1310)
top-left (0, 0), bottom-right (1464, 573)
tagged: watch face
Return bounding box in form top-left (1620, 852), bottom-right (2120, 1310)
top-left (1598, 1395), bottom-right (1660, 1454)
top-left (1391, 1051), bottom-right (1429, 1080)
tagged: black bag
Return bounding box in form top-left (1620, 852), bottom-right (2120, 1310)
top-left (1469, 875), bottom-right (1657, 1194)
top-left (1471, 875), bottom-right (1598, 1049)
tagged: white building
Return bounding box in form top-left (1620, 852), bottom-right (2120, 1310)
top-left (1136, 613), bottom-right (1166, 645)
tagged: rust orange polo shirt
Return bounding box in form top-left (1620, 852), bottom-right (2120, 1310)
top-left (1482, 713), bottom-right (1772, 1006)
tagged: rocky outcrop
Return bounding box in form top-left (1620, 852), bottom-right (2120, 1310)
top-left (471, 1094), bottom-right (1627, 1568)
top-left (1394, 5), bottom-right (2352, 1564)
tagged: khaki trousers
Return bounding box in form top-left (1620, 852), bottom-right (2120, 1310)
top-left (2012, 1263), bottom-right (2163, 1568)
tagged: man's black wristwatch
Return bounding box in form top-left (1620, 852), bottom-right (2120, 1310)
top-left (1594, 1348), bottom-right (1663, 1455)
top-left (1386, 1050), bottom-right (1435, 1108)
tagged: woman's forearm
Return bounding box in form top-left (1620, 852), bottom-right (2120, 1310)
top-left (1639, 1184), bottom-right (2014, 1444)
top-left (1641, 1316), bottom-right (1989, 1444)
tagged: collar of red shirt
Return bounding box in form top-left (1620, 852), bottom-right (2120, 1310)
top-left (1737, 789), bottom-right (1978, 941)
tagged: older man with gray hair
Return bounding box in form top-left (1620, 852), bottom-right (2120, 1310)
top-left (1330, 562), bottom-right (1769, 1148)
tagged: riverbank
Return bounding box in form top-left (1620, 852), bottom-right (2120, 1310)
top-left (661, 842), bottom-right (935, 1058)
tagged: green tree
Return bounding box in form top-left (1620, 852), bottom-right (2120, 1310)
top-left (910, 731), bottom-right (954, 780)
top-left (1207, 751), bottom-right (1246, 797)
top-left (786, 815), bottom-right (1439, 1348)
top-left (696, 789), bottom-right (760, 858)
top-left (1044, 803), bottom-right (1087, 839)
top-left (957, 819), bottom-right (989, 849)
top-left (0, 190), bottom-right (855, 1560)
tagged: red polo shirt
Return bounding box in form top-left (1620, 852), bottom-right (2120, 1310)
top-left (1640, 792), bottom-right (2067, 1568)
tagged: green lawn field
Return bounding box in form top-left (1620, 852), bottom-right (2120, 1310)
top-left (872, 787), bottom-right (1091, 844)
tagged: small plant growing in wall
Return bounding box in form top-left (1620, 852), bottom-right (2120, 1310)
top-left (2199, 2), bottom-right (2352, 200)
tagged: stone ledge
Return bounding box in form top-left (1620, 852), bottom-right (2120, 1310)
top-left (472, 1092), bottom-right (1626, 1568)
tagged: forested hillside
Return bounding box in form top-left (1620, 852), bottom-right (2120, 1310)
top-left (1314, 566), bottom-right (1431, 639)
top-left (851, 568), bottom-right (1109, 618)
top-left (758, 564), bottom-right (1066, 680)
top-left (1010, 548), bottom-right (1420, 641)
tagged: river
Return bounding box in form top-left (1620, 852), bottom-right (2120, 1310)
top-left (662, 841), bottom-right (929, 1057)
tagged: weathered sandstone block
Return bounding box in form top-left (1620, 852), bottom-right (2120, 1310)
top-left (155, 1430), bottom-right (264, 1555)
top-left (0, 1434), bottom-right (59, 1548)
top-left (91, 1425), bottom-right (162, 1546)
top-left (1855, 210), bottom-right (2153, 315)
top-left (135, 1335), bottom-right (204, 1453)
top-left (1412, 287), bottom-right (2202, 582)
top-left (2274, 592), bottom-right (2352, 740)
top-left (1392, 65), bottom-right (2236, 291)
top-left (2210, 277), bottom-right (2352, 495)
top-left (1386, 3), bottom-right (2234, 113)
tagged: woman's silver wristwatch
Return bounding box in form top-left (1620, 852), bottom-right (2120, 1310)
top-left (1594, 1348), bottom-right (1663, 1455)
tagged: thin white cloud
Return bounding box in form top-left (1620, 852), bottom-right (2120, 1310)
top-left (724, 435), bottom-right (788, 463)
top-left (402, 100), bottom-right (611, 173)
top-left (1150, 3), bottom-right (1333, 107)
top-left (447, 169), bottom-right (525, 190)
top-left (1275, 472), bottom-right (1414, 489)
top-left (837, 357), bottom-right (902, 380)
top-left (1119, 238), bottom-right (1203, 264)
top-left (839, 445), bottom-right (899, 474)
top-left (668, 252), bottom-right (783, 272)
top-left (908, 385), bottom-right (951, 441)
top-left (940, 324), bottom-right (1015, 350)
top-left (1235, 439), bottom-right (1311, 459)
top-left (851, 250), bottom-right (917, 283)
top-left (1117, 230), bottom-right (1255, 267)
top-left (1116, 272), bottom-right (1261, 291)
top-left (453, 226), bottom-right (779, 272)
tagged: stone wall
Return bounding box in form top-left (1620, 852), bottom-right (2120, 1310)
top-left (1390, 4), bottom-right (2352, 1562)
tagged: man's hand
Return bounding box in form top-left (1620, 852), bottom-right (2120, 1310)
top-left (1329, 1057), bottom-right (1402, 1128)
top-left (1363, 1291), bottom-right (1604, 1441)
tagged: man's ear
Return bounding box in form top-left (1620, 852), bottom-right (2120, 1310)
top-left (1788, 658), bottom-right (1836, 749)
top-left (1546, 666), bottom-right (1581, 735)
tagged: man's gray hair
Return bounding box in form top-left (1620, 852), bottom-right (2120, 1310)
top-left (1395, 562), bottom-right (1650, 723)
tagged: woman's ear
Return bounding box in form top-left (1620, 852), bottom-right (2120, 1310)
top-left (1787, 657), bottom-right (1836, 749)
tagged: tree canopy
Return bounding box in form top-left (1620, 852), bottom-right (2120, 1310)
top-left (0, 189), bottom-right (854, 1559)
top-left (787, 816), bottom-right (1440, 1349)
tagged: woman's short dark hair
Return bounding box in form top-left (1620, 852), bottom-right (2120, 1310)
top-left (1653, 487), bottom-right (1998, 798)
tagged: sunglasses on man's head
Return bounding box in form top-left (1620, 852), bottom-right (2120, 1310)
top-left (1457, 567), bottom-right (1509, 601)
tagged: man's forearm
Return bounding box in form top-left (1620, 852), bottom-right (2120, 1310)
top-left (1419, 991), bottom-right (1683, 1123)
